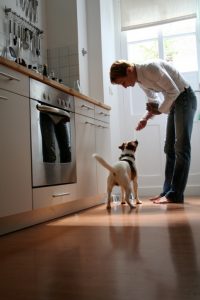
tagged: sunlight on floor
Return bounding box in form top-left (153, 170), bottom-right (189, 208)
top-left (46, 198), bottom-right (200, 228)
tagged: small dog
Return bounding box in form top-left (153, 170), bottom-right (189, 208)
top-left (93, 140), bottom-right (141, 209)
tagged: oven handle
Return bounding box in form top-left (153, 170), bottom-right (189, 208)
top-left (36, 104), bottom-right (70, 119)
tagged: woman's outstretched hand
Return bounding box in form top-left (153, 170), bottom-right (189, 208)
top-left (135, 119), bottom-right (147, 131)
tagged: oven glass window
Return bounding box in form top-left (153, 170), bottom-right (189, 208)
top-left (39, 111), bottom-right (71, 163)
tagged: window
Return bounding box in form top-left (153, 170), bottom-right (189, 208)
top-left (126, 18), bottom-right (198, 72)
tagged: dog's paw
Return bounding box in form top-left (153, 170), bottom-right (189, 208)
top-left (129, 204), bottom-right (135, 209)
top-left (136, 199), bottom-right (142, 204)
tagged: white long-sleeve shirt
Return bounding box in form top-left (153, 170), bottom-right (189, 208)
top-left (135, 60), bottom-right (189, 113)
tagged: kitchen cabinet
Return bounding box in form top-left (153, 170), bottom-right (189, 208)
top-left (75, 102), bottom-right (97, 198)
top-left (0, 88), bottom-right (32, 217)
top-left (33, 184), bottom-right (78, 209)
top-left (0, 65), bottom-right (29, 97)
top-left (95, 108), bottom-right (110, 194)
top-left (75, 97), bottom-right (111, 198)
top-left (0, 58), bottom-right (111, 234)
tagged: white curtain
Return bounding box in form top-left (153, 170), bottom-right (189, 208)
top-left (120, 0), bottom-right (197, 31)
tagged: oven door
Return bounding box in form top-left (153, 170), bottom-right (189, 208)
top-left (30, 99), bottom-right (76, 187)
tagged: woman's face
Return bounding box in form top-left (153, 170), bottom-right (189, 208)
top-left (114, 67), bottom-right (137, 88)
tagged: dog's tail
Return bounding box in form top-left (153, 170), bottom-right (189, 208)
top-left (92, 153), bottom-right (116, 175)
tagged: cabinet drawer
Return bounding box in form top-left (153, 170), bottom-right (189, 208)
top-left (95, 105), bottom-right (110, 123)
top-left (0, 65), bottom-right (29, 97)
top-left (33, 184), bottom-right (77, 209)
top-left (75, 97), bottom-right (95, 118)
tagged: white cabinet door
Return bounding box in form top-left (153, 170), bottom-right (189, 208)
top-left (0, 89), bottom-right (32, 217)
top-left (75, 113), bottom-right (97, 198)
top-left (0, 65), bottom-right (29, 97)
top-left (95, 119), bottom-right (111, 194)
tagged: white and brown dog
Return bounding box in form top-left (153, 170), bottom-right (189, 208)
top-left (93, 140), bottom-right (141, 209)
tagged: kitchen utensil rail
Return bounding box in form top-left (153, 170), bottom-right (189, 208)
top-left (5, 7), bottom-right (43, 35)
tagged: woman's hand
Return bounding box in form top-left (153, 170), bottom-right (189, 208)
top-left (135, 118), bottom-right (147, 131)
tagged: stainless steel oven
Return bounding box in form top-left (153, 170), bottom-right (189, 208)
top-left (30, 78), bottom-right (76, 187)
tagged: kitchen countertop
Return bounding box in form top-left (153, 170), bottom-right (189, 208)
top-left (0, 57), bottom-right (111, 110)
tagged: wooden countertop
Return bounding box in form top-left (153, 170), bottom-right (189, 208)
top-left (0, 57), bottom-right (111, 110)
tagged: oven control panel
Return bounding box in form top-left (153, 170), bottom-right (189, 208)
top-left (30, 78), bottom-right (74, 112)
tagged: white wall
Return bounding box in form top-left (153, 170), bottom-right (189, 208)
top-left (120, 39), bottom-right (200, 197)
top-left (99, 0), bottom-right (125, 165)
top-left (86, 0), bottom-right (104, 102)
top-left (77, 0), bottom-right (89, 95)
top-left (98, 0), bottom-right (200, 197)
top-left (45, 0), bottom-right (78, 48)
top-left (45, 0), bottom-right (79, 87)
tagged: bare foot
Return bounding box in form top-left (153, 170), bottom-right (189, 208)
top-left (149, 195), bottom-right (161, 201)
top-left (153, 196), bottom-right (172, 204)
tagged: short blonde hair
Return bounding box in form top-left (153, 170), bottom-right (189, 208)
top-left (110, 60), bottom-right (133, 83)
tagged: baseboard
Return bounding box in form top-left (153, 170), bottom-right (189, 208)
top-left (112, 185), bottom-right (200, 198)
top-left (0, 194), bottom-right (106, 236)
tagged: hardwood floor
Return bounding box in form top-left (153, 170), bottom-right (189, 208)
top-left (0, 197), bottom-right (200, 300)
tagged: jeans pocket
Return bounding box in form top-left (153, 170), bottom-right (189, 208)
top-left (182, 91), bottom-right (197, 111)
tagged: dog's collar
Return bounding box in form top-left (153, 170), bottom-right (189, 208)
top-left (119, 153), bottom-right (135, 160)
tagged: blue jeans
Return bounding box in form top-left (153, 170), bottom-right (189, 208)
top-left (160, 87), bottom-right (197, 203)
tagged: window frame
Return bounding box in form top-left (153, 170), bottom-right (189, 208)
top-left (125, 18), bottom-right (198, 72)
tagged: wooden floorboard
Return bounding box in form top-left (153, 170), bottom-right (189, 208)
top-left (0, 197), bottom-right (200, 300)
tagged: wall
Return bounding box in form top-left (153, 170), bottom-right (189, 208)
top-left (109, 3), bottom-right (200, 197)
top-left (45, 0), bottom-right (79, 88)
top-left (86, 0), bottom-right (104, 101)
top-left (84, 0), bottom-right (135, 165)
top-left (77, 0), bottom-right (89, 95)
top-left (99, 0), bottom-right (122, 164)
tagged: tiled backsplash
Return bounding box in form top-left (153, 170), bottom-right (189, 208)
top-left (47, 45), bottom-right (79, 88)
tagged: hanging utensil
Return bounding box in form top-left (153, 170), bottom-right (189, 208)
top-left (25, 0), bottom-right (30, 17)
top-left (9, 46), bottom-right (17, 59)
top-left (29, 1), bottom-right (33, 22)
top-left (17, 23), bottom-right (21, 57)
top-left (23, 28), bottom-right (29, 50)
top-left (29, 30), bottom-right (33, 52)
top-left (32, 30), bottom-right (36, 56)
top-left (36, 32), bottom-right (40, 56)
top-left (9, 19), bottom-right (12, 46)
top-left (23, 0), bottom-right (27, 11)
top-left (13, 21), bottom-right (17, 46)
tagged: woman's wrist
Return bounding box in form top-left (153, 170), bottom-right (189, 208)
top-left (143, 111), bottom-right (154, 121)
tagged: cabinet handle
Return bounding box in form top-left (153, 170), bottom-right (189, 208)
top-left (52, 192), bottom-right (70, 198)
top-left (0, 95), bottom-right (8, 101)
top-left (98, 111), bottom-right (110, 117)
top-left (0, 71), bottom-right (20, 81)
top-left (96, 124), bottom-right (108, 129)
top-left (85, 121), bottom-right (95, 126)
top-left (81, 104), bottom-right (94, 110)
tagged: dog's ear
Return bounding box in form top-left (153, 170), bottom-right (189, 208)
top-left (127, 141), bottom-right (138, 151)
top-left (119, 143), bottom-right (125, 150)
